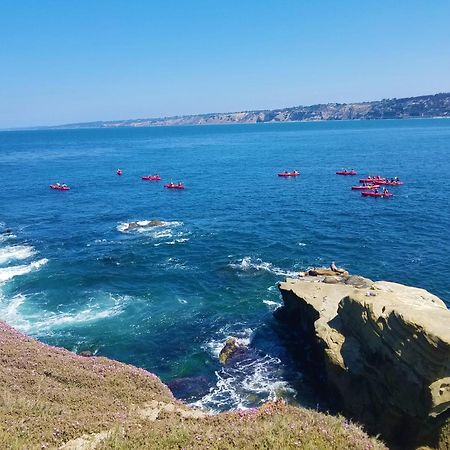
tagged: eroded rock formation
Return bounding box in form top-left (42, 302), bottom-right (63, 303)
top-left (276, 271), bottom-right (450, 449)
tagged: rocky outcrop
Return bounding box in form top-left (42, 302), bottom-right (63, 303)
top-left (219, 337), bottom-right (248, 364)
top-left (276, 271), bottom-right (450, 449)
top-left (121, 220), bottom-right (164, 232)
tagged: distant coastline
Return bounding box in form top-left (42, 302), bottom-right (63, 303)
top-left (3, 92), bottom-right (450, 131)
top-left (51, 92), bottom-right (450, 130)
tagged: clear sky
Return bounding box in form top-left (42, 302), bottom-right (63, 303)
top-left (1, 0), bottom-right (450, 128)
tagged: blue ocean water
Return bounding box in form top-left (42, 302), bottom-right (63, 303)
top-left (0, 119), bottom-right (449, 410)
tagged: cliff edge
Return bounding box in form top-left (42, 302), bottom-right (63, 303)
top-left (277, 271), bottom-right (450, 449)
top-left (0, 320), bottom-right (384, 449)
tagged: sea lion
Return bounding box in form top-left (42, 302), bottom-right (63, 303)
top-left (330, 261), bottom-right (347, 275)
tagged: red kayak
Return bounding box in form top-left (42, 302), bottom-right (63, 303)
top-left (165, 183), bottom-right (185, 189)
top-left (142, 175), bottom-right (161, 181)
top-left (377, 180), bottom-right (404, 186)
top-left (278, 171), bottom-right (300, 177)
top-left (116, 169), bottom-right (123, 176)
top-left (359, 177), bottom-right (385, 184)
top-left (50, 184), bottom-right (70, 191)
top-left (336, 170), bottom-right (356, 175)
top-left (361, 191), bottom-right (393, 198)
top-left (351, 184), bottom-right (380, 190)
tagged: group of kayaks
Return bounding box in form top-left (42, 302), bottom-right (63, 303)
top-left (50, 168), bottom-right (402, 197)
top-left (50, 169), bottom-right (185, 191)
top-left (134, 169), bottom-right (185, 189)
top-left (336, 171), bottom-right (403, 198)
top-left (141, 173), bottom-right (184, 189)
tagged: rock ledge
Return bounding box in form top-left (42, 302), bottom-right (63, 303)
top-left (277, 270), bottom-right (450, 449)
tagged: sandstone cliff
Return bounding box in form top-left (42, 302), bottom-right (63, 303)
top-left (52, 93), bottom-right (450, 129)
top-left (277, 272), bottom-right (450, 449)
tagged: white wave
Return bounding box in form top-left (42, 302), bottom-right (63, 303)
top-left (0, 292), bottom-right (128, 334)
top-left (204, 327), bottom-right (254, 359)
top-left (117, 220), bottom-right (183, 233)
top-left (194, 325), bottom-right (298, 411)
top-left (229, 256), bottom-right (298, 278)
top-left (190, 354), bottom-right (295, 412)
top-left (154, 237), bottom-right (190, 247)
top-left (152, 229), bottom-right (173, 239)
top-left (0, 258), bottom-right (48, 284)
top-left (263, 300), bottom-right (281, 308)
top-left (0, 245), bottom-right (35, 265)
top-left (0, 294), bottom-right (30, 331)
top-left (36, 304), bottom-right (123, 329)
top-left (0, 233), bottom-right (16, 243)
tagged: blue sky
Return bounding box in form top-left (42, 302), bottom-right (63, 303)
top-left (1, 0), bottom-right (449, 128)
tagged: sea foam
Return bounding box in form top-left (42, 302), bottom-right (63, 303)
top-left (229, 256), bottom-right (298, 278)
top-left (0, 245), bottom-right (36, 265)
top-left (0, 258), bottom-right (48, 284)
top-left (0, 292), bottom-right (128, 334)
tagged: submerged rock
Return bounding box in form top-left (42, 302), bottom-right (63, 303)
top-left (277, 272), bottom-right (450, 449)
top-left (122, 220), bottom-right (164, 232)
top-left (167, 376), bottom-right (211, 399)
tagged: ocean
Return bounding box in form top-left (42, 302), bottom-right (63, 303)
top-left (0, 119), bottom-right (449, 411)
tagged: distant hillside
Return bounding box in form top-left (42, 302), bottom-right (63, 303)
top-left (56, 92), bottom-right (450, 128)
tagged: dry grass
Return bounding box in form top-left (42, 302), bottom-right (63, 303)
top-left (0, 321), bottom-right (386, 449)
top-left (97, 402), bottom-right (385, 450)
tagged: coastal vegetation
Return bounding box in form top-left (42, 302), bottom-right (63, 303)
top-left (1, 267), bottom-right (449, 449)
top-left (0, 320), bottom-right (385, 449)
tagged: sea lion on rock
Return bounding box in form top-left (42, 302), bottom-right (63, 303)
top-left (308, 268), bottom-right (338, 277)
top-left (330, 262), bottom-right (349, 277)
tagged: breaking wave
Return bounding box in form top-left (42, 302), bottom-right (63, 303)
top-left (117, 220), bottom-right (183, 234)
top-left (0, 258), bottom-right (48, 284)
top-left (229, 256), bottom-right (298, 278)
top-left (192, 327), bottom-right (296, 411)
top-left (0, 233), bottom-right (16, 244)
top-left (0, 245), bottom-right (36, 265)
top-left (0, 292), bottom-right (128, 334)
top-left (262, 299), bottom-right (282, 309)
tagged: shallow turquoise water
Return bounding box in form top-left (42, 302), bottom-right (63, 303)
top-left (0, 119), bottom-right (449, 410)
